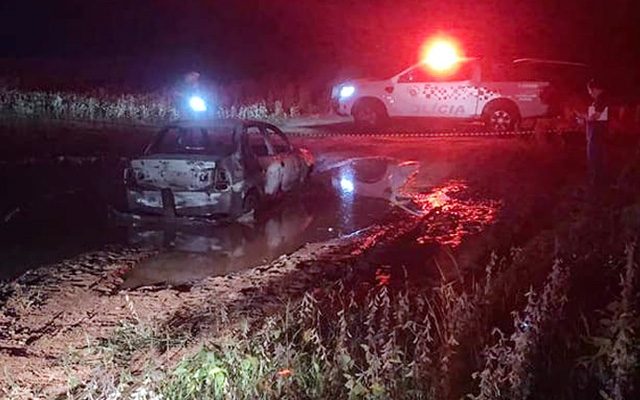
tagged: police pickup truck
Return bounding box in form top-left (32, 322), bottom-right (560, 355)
top-left (331, 58), bottom-right (586, 131)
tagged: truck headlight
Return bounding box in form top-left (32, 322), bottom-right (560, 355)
top-left (339, 85), bottom-right (355, 98)
top-left (189, 96), bottom-right (207, 112)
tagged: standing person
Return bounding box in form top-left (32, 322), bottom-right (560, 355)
top-left (585, 78), bottom-right (609, 190)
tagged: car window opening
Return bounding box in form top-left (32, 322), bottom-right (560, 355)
top-left (151, 126), bottom-right (236, 156)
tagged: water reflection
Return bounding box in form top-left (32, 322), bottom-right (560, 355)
top-left (121, 204), bottom-right (315, 288)
top-left (324, 156), bottom-right (422, 232)
top-left (328, 157), bottom-right (420, 203)
top-left (121, 184), bottom-right (393, 288)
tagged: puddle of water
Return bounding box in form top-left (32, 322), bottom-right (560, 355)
top-left (121, 197), bottom-right (392, 288)
top-left (121, 205), bottom-right (313, 288)
top-left (0, 190), bottom-right (124, 281)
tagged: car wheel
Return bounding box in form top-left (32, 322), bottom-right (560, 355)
top-left (484, 103), bottom-right (519, 132)
top-left (242, 190), bottom-right (260, 214)
top-left (353, 100), bottom-right (386, 128)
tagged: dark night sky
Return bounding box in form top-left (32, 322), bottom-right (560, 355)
top-left (0, 0), bottom-right (638, 88)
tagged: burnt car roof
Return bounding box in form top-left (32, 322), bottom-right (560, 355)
top-left (165, 119), bottom-right (277, 130)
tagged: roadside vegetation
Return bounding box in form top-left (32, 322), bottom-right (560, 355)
top-left (0, 79), bottom-right (329, 125)
top-left (2, 83), bottom-right (640, 138)
top-left (53, 173), bottom-right (640, 399)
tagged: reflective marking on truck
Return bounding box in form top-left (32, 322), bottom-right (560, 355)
top-left (412, 104), bottom-right (468, 115)
top-left (420, 85), bottom-right (501, 102)
top-left (434, 104), bottom-right (466, 115)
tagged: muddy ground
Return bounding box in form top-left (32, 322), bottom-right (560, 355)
top-left (0, 117), bottom-right (633, 398)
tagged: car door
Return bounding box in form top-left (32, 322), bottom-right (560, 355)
top-left (264, 126), bottom-right (301, 192)
top-left (244, 125), bottom-right (282, 196)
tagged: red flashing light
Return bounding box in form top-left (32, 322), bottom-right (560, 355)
top-left (421, 37), bottom-right (463, 74)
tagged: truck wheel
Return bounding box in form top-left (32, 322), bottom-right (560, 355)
top-left (353, 99), bottom-right (387, 128)
top-left (484, 103), bottom-right (519, 132)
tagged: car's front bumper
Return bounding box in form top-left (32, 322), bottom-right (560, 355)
top-left (126, 188), bottom-right (240, 217)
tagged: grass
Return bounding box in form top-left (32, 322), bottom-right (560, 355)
top-left (63, 228), bottom-right (639, 399)
top-left (470, 258), bottom-right (571, 400)
top-left (62, 295), bottom-right (190, 400)
top-left (578, 243), bottom-right (640, 400)
top-left (159, 286), bottom-right (440, 399)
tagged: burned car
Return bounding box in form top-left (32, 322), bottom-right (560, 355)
top-left (124, 119), bottom-right (314, 219)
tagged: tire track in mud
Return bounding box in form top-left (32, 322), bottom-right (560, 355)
top-left (0, 248), bottom-right (155, 349)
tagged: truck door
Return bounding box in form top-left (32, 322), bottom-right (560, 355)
top-left (394, 65), bottom-right (433, 117)
top-left (420, 62), bottom-right (479, 118)
top-left (394, 62), bottom-right (480, 118)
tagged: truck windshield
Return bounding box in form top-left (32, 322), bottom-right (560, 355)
top-left (149, 126), bottom-right (236, 156)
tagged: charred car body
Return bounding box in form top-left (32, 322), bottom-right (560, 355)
top-left (124, 119), bottom-right (314, 220)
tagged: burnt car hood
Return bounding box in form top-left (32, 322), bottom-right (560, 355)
top-left (130, 154), bottom-right (225, 191)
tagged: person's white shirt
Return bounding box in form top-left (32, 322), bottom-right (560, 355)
top-left (588, 104), bottom-right (608, 121)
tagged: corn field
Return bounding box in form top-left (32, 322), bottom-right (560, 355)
top-left (0, 80), bottom-right (329, 125)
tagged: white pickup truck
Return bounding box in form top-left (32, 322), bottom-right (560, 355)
top-left (331, 59), bottom-right (586, 131)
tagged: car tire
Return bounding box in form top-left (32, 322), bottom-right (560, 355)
top-left (353, 99), bottom-right (387, 128)
top-left (242, 189), bottom-right (260, 215)
top-left (484, 102), bottom-right (520, 132)
top-left (229, 189), bottom-right (260, 220)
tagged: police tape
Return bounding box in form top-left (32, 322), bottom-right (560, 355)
top-left (286, 128), bottom-right (578, 139)
top-left (0, 113), bottom-right (581, 139)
